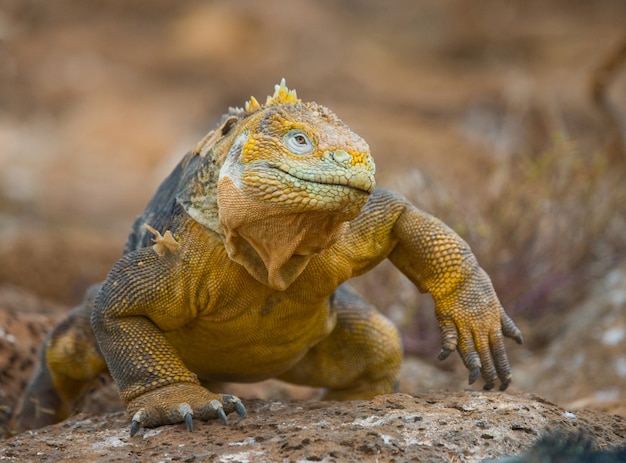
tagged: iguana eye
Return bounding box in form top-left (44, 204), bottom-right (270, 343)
top-left (285, 130), bottom-right (315, 155)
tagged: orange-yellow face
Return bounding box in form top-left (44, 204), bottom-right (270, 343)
top-left (219, 101), bottom-right (376, 215)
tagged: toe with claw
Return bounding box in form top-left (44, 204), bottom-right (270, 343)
top-left (126, 383), bottom-right (247, 436)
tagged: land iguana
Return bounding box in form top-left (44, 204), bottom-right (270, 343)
top-left (11, 80), bottom-right (523, 436)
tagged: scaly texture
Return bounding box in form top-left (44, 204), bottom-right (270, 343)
top-left (11, 80), bottom-right (523, 436)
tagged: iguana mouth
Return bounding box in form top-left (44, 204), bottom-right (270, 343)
top-left (271, 166), bottom-right (375, 195)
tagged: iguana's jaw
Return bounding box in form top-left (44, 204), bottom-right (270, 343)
top-left (242, 162), bottom-right (373, 215)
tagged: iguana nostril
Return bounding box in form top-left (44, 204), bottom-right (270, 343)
top-left (331, 150), bottom-right (352, 164)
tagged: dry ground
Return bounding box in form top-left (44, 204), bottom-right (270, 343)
top-left (2, 393), bottom-right (626, 463)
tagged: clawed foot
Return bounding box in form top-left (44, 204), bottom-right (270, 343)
top-left (437, 303), bottom-right (524, 392)
top-left (127, 383), bottom-right (247, 437)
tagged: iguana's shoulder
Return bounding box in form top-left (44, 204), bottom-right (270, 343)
top-left (123, 151), bottom-right (198, 253)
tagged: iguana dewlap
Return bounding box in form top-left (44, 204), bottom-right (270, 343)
top-left (11, 80), bottom-right (523, 436)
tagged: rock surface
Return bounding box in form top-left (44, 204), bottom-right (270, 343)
top-left (2, 392), bottom-right (625, 463)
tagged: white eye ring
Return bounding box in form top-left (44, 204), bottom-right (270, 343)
top-left (284, 130), bottom-right (315, 155)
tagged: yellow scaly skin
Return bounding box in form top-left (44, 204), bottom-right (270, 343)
top-left (11, 80), bottom-right (523, 436)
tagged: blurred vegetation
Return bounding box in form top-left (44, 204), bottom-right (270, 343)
top-left (479, 136), bottom-right (625, 320)
top-left (471, 40), bottom-right (626, 322)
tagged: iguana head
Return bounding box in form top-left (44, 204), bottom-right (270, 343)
top-left (182, 80), bottom-right (376, 290)
top-left (219, 79), bottom-right (375, 214)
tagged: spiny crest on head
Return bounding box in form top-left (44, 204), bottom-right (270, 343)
top-left (243, 78), bottom-right (299, 115)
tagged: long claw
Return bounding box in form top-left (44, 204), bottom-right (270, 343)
top-left (235, 400), bottom-right (248, 418)
top-left (438, 348), bottom-right (453, 361)
top-left (468, 367), bottom-right (481, 385)
top-left (178, 404), bottom-right (193, 432)
top-left (217, 407), bottom-right (227, 424)
top-left (130, 420), bottom-right (140, 437)
top-left (130, 409), bottom-right (145, 437)
top-left (224, 395), bottom-right (248, 418)
top-left (499, 376), bottom-right (512, 391)
top-left (209, 399), bottom-right (228, 424)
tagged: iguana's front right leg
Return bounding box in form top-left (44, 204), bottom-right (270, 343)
top-left (91, 246), bottom-right (246, 436)
top-left (345, 189), bottom-right (523, 391)
top-left (385, 194), bottom-right (524, 390)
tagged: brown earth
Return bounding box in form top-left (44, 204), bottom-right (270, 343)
top-left (1, 0), bottom-right (626, 461)
top-left (2, 392), bottom-right (626, 463)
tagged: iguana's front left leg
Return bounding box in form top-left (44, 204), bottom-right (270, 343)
top-left (386, 194), bottom-right (523, 390)
top-left (91, 247), bottom-right (247, 436)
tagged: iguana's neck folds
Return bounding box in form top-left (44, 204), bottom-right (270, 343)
top-left (217, 176), bottom-right (365, 290)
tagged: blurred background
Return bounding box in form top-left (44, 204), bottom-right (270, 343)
top-left (1, 0), bottom-right (625, 423)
